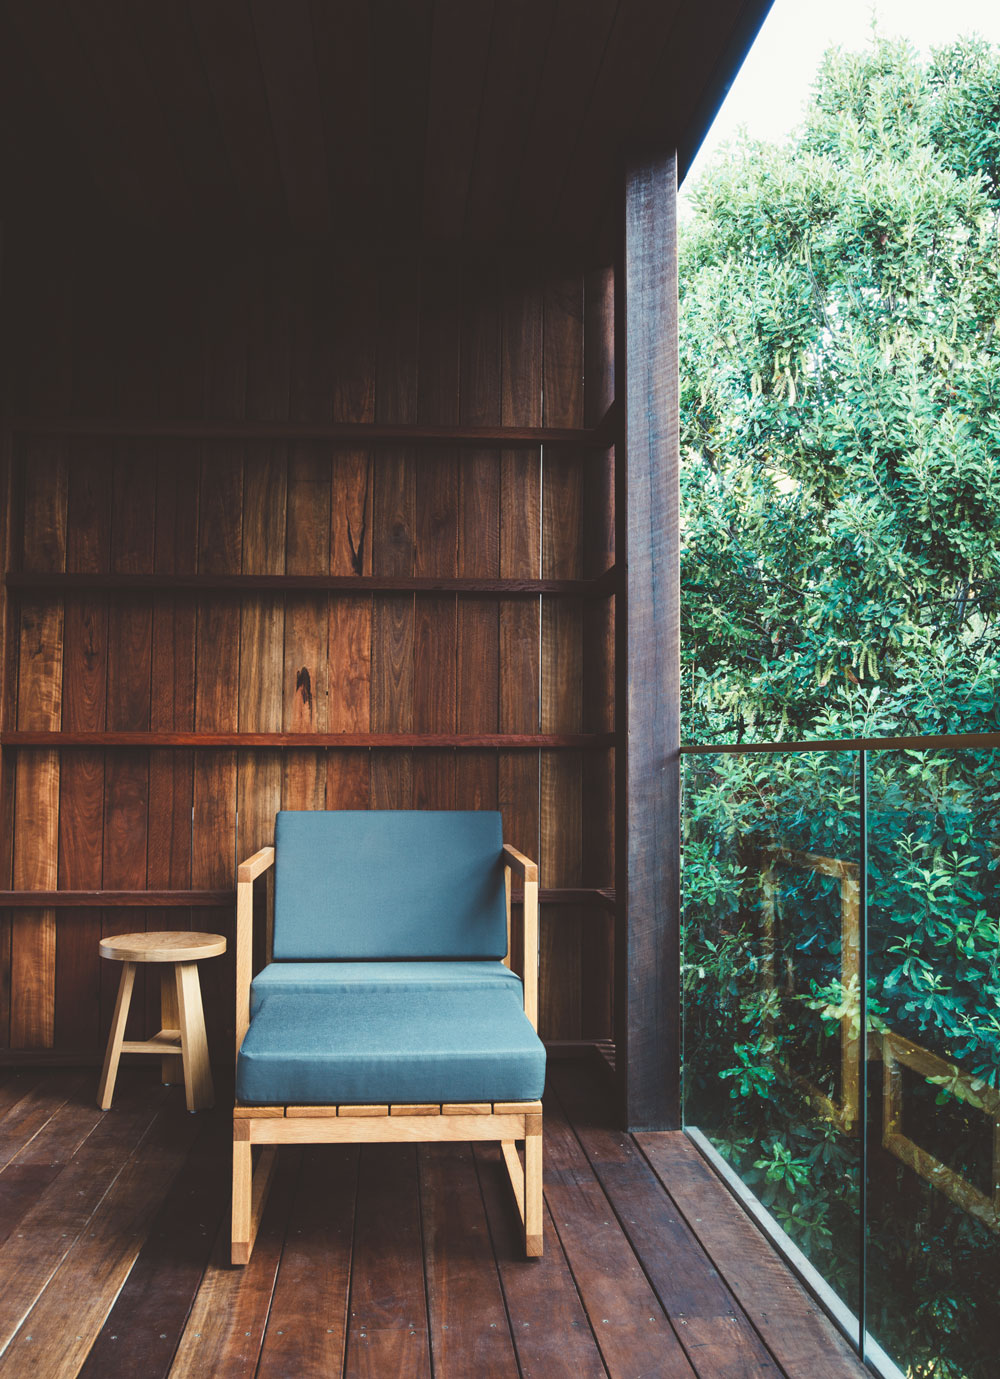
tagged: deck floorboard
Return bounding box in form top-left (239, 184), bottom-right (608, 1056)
top-left (0, 1065), bottom-right (872, 1378)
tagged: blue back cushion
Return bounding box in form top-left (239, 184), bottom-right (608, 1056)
top-left (272, 810), bottom-right (508, 960)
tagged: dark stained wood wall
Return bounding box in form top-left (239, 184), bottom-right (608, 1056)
top-left (0, 236), bottom-right (615, 1058)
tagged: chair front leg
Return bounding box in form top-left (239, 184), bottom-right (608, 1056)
top-left (525, 1111), bottom-right (543, 1256)
top-left (232, 1133), bottom-right (252, 1265)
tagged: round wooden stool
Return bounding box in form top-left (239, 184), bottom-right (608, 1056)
top-left (97, 932), bottom-right (226, 1113)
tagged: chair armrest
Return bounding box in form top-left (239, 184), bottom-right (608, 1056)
top-left (238, 846), bottom-right (275, 883)
top-left (502, 843), bottom-right (539, 1031)
top-left (502, 843), bottom-right (538, 882)
top-left (236, 847), bottom-right (275, 1060)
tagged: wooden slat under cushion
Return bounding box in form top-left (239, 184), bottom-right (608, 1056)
top-left (539, 273), bottom-right (585, 1041)
top-left (371, 254), bottom-right (419, 809)
top-left (412, 257), bottom-right (461, 811)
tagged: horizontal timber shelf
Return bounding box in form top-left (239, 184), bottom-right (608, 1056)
top-left (0, 887), bottom-right (613, 909)
top-left (5, 570), bottom-right (617, 598)
top-left (9, 416), bottom-right (611, 449)
top-left (0, 890), bottom-right (234, 908)
top-left (1, 731), bottom-right (616, 750)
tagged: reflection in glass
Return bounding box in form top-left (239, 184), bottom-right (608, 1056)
top-left (682, 750), bottom-right (862, 1320)
top-left (866, 748), bottom-right (1000, 1379)
top-left (682, 745), bottom-right (1000, 1378)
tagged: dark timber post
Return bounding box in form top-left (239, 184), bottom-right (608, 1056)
top-left (615, 149), bottom-right (680, 1130)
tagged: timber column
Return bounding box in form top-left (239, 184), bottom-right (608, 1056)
top-left (615, 149), bottom-right (681, 1130)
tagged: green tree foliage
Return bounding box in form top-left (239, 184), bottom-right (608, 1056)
top-left (681, 36), bottom-right (1000, 745)
top-left (680, 37), bottom-right (1000, 1379)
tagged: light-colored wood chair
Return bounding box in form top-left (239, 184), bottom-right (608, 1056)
top-left (232, 810), bottom-right (543, 1265)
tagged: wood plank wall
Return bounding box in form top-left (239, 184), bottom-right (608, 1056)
top-left (0, 238), bottom-right (615, 1058)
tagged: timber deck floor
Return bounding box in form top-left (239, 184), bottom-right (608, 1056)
top-left (0, 1060), bottom-right (869, 1379)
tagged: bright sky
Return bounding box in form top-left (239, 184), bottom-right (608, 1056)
top-left (682, 0), bottom-right (1000, 202)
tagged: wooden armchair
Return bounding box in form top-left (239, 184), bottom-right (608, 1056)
top-left (232, 810), bottom-right (543, 1264)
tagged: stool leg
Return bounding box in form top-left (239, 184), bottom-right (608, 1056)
top-left (176, 962), bottom-right (214, 1111)
top-left (159, 967), bottom-right (183, 1086)
top-left (97, 962), bottom-right (136, 1110)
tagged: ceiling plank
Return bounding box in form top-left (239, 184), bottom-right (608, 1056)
top-left (507, 0), bottom-right (619, 240)
top-left (635, 0), bottom-right (748, 156)
top-left (0, 19), bottom-right (97, 227)
top-left (421, 0), bottom-right (495, 242)
top-left (464, 0), bottom-right (557, 244)
top-left (189, 0), bottom-right (287, 234)
top-left (309, 0), bottom-right (372, 232)
top-left (128, 0), bottom-right (240, 234)
top-left (370, 0), bottom-right (434, 232)
top-left (552, 0), bottom-right (684, 242)
top-left (4, 0), bottom-right (147, 226)
top-left (250, 0), bottom-right (332, 238)
top-left (59, 0), bottom-right (194, 232)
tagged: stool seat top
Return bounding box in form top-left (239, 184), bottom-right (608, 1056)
top-left (99, 931), bottom-right (227, 964)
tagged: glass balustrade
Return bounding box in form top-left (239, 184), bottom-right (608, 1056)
top-left (682, 743), bottom-right (1000, 1379)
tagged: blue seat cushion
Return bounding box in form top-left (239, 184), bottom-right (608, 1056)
top-left (250, 960), bottom-right (522, 1015)
top-left (236, 988), bottom-right (546, 1106)
top-left (272, 810), bottom-right (508, 961)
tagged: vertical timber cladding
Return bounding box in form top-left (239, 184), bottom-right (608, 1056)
top-left (0, 242), bottom-right (615, 1053)
top-left (616, 152), bottom-right (681, 1129)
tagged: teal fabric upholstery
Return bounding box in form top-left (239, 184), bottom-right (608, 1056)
top-left (272, 810), bottom-right (507, 960)
top-left (250, 960), bottom-right (521, 1015)
top-left (236, 987), bottom-right (546, 1105)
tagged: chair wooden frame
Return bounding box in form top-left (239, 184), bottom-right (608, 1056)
top-left (232, 840), bottom-right (542, 1265)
